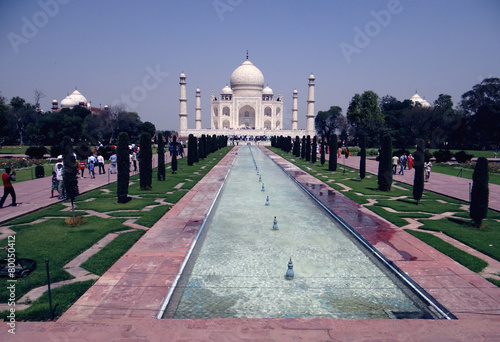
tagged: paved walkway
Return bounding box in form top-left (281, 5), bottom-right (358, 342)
top-left (0, 154), bottom-right (172, 224)
top-left (334, 155), bottom-right (500, 211)
top-left (2, 147), bottom-right (500, 340)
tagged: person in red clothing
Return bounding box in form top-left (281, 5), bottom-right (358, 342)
top-left (0, 167), bottom-right (17, 208)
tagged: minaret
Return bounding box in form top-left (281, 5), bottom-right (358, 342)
top-left (179, 72), bottom-right (188, 134)
top-left (292, 89), bottom-right (298, 130)
top-left (195, 88), bottom-right (202, 130)
top-left (306, 73), bottom-right (315, 134)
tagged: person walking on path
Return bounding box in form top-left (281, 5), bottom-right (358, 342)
top-left (97, 154), bottom-right (105, 174)
top-left (0, 167), bottom-right (18, 208)
top-left (408, 154), bottom-right (414, 170)
top-left (398, 155), bottom-right (405, 175)
top-left (109, 153), bottom-right (117, 174)
top-left (132, 151), bottom-right (138, 172)
top-left (425, 161), bottom-right (432, 182)
top-left (51, 171), bottom-right (59, 198)
top-left (79, 159), bottom-right (86, 179)
top-left (392, 155), bottom-right (399, 175)
top-left (55, 162), bottom-right (65, 199)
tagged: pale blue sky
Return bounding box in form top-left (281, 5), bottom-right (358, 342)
top-left (1, 0), bottom-right (499, 130)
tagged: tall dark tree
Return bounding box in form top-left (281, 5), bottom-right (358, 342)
top-left (305, 135), bottom-right (311, 162)
top-left (311, 136), bottom-right (317, 163)
top-left (320, 136), bottom-right (325, 166)
top-left (359, 134), bottom-right (366, 181)
top-left (377, 133), bottom-right (392, 191)
top-left (470, 157), bottom-right (489, 228)
top-left (199, 134), bottom-right (206, 159)
top-left (187, 134), bottom-right (195, 166)
top-left (293, 136), bottom-right (300, 157)
top-left (171, 135), bottom-right (178, 174)
top-left (301, 135), bottom-right (306, 159)
top-left (329, 134), bottom-right (338, 171)
top-left (138, 132), bottom-right (152, 189)
top-left (117, 132), bottom-right (131, 203)
top-left (194, 136), bottom-right (199, 162)
top-left (413, 139), bottom-right (425, 204)
top-left (61, 136), bottom-right (79, 219)
top-left (157, 132), bottom-right (165, 181)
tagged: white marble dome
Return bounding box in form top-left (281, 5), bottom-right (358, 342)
top-left (221, 85), bottom-right (233, 94)
top-left (60, 90), bottom-right (87, 107)
top-left (410, 92), bottom-right (431, 107)
top-left (230, 60), bottom-right (264, 94)
top-left (262, 86), bottom-right (273, 95)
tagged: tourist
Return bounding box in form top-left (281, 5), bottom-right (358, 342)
top-left (51, 171), bottom-right (59, 198)
top-left (0, 167), bottom-right (18, 208)
top-left (109, 153), bottom-right (117, 174)
top-left (132, 150), bottom-right (138, 171)
top-left (425, 161), bottom-right (432, 182)
top-left (88, 159), bottom-right (95, 179)
top-left (97, 154), bottom-right (105, 174)
top-left (398, 155), bottom-right (405, 175)
top-left (407, 154), bottom-right (414, 170)
top-left (55, 162), bottom-right (65, 199)
top-left (392, 155), bottom-right (399, 174)
top-left (79, 159), bottom-right (86, 179)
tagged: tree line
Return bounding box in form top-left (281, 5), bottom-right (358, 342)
top-left (0, 92), bottom-right (160, 147)
top-left (314, 77), bottom-right (500, 151)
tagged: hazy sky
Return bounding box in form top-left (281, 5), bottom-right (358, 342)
top-left (1, 0), bottom-right (499, 130)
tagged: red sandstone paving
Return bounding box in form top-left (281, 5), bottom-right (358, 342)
top-left (3, 147), bottom-right (500, 340)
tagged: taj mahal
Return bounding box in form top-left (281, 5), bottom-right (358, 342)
top-left (178, 53), bottom-right (316, 138)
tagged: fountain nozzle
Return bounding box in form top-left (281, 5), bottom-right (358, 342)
top-left (261, 183), bottom-right (265, 191)
top-left (272, 216), bottom-right (278, 230)
top-left (285, 258), bottom-right (294, 280)
top-left (265, 196), bottom-right (270, 206)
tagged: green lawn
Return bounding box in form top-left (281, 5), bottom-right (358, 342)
top-left (430, 163), bottom-right (500, 186)
top-left (405, 229), bottom-right (488, 273)
top-left (0, 146), bottom-right (233, 321)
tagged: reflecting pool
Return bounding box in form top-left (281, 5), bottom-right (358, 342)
top-left (163, 145), bottom-right (436, 319)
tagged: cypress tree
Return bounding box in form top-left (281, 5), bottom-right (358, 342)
top-left (172, 135), bottom-right (178, 174)
top-left (117, 132), bottom-right (131, 203)
top-left (320, 136), bottom-right (325, 166)
top-left (61, 136), bottom-right (79, 219)
top-left (359, 134), bottom-right (366, 181)
top-left (470, 157), bottom-right (489, 228)
top-left (199, 134), bottom-right (206, 159)
top-left (139, 132), bottom-right (152, 190)
top-left (413, 139), bottom-right (425, 204)
top-left (312, 136), bottom-right (317, 163)
top-left (157, 132), bottom-right (165, 181)
top-left (294, 136), bottom-right (300, 157)
top-left (301, 135), bottom-right (306, 159)
top-left (202, 134), bottom-right (208, 157)
top-left (329, 134), bottom-right (338, 171)
top-left (305, 135), bottom-right (311, 161)
top-left (378, 133), bottom-right (393, 191)
top-left (187, 134), bottom-right (195, 166)
top-left (194, 136), bottom-right (199, 163)
top-left (212, 134), bottom-right (218, 152)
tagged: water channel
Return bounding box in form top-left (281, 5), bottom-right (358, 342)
top-left (161, 145), bottom-right (444, 319)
